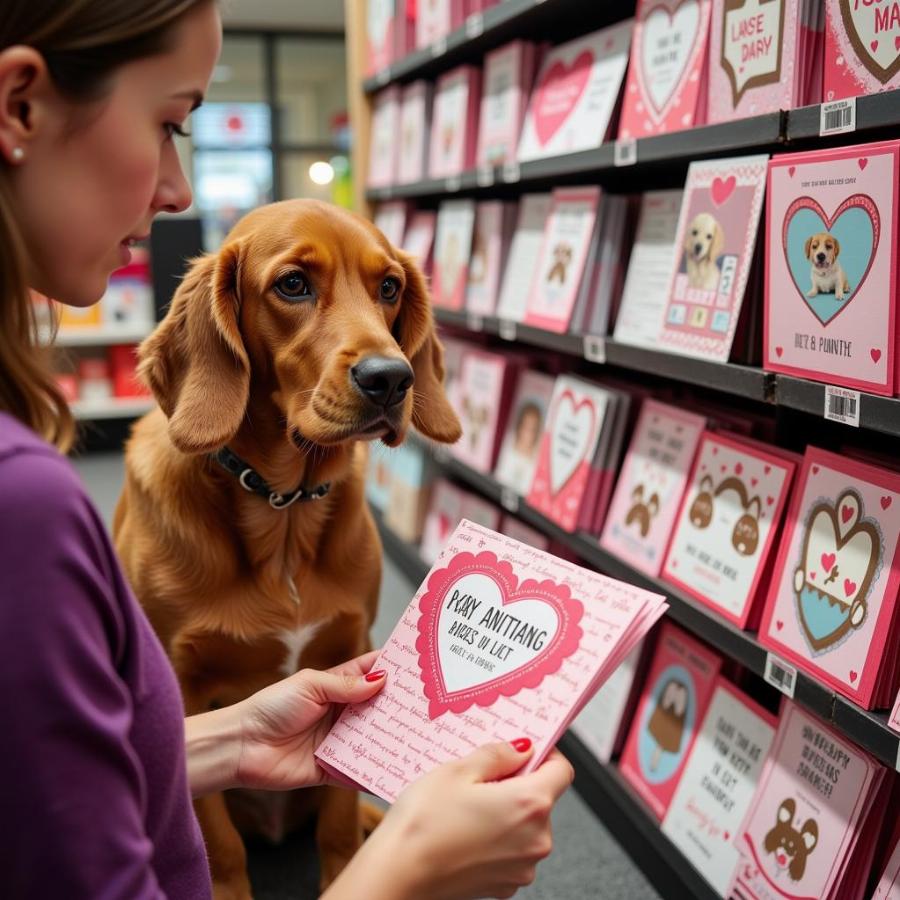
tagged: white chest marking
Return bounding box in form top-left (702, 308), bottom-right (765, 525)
top-left (277, 621), bottom-right (323, 676)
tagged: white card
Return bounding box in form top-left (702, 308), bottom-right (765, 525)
top-left (495, 194), bottom-right (553, 322)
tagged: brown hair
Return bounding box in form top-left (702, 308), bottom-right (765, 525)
top-left (0, 0), bottom-right (210, 450)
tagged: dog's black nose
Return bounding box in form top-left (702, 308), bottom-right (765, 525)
top-left (694, 243), bottom-right (703, 255)
top-left (816, 252), bottom-right (826, 262)
top-left (351, 357), bottom-right (414, 408)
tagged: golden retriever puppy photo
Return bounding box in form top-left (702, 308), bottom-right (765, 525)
top-left (804, 232), bottom-right (850, 301)
top-left (684, 211), bottom-right (724, 291)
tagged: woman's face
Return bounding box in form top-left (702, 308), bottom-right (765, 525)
top-left (8, 2), bottom-right (222, 306)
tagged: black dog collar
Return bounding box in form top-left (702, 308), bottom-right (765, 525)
top-left (211, 446), bottom-right (330, 510)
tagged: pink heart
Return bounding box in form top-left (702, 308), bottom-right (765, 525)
top-left (821, 552), bottom-right (836, 572)
top-left (766, 496), bottom-right (774, 506)
top-left (721, 464), bottom-right (727, 473)
top-left (764, 466), bottom-right (772, 475)
top-left (776, 620), bottom-right (784, 631)
top-left (712, 447), bottom-right (719, 455)
top-left (533, 50), bottom-right (593, 146)
top-left (775, 346), bottom-right (784, 358)
top-left (735, 462), bottom-right (744, 475)
top-left (871, 40), bottom-right (879, 52)
top-left (882, 496), bottom-right (893, 510)
top-left (871, 348), bottom-right (882, 363)
top-left (859, 158), bottom-right (868, 170)
top-left (813, 466), bottom-right (820, 475)
top-left (438, 513), bottom-right (451, 538)
top-left (810, 571), bottom-right (817, 581)
top-left (711, 175), bottom-right (736, 206)
top-left (844, 578), bottom-right (857, 597)
top-left (850, 670), bottom-right (858, 683)
top-left (788, 166), bottom-right (796, 178)
top-left (724, 831), bottom-right (730, 841)
top-left (842, 504), bottom-right (853, 524)
top-left (751, 477), bottom-right (758, 487)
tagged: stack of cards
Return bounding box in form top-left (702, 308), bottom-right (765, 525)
top-left (316, 519), bottom-right (668, 802)
top-left (432, 200), bottom-right (476, 310)
top-left (759, 447), bottom-right (900, 710)
top-left (428, 66), bottom-right (482, 179)
top-left (397, 82), bottom-right (432, 185)
top-left (707, 0), bottom-right (824, 122)
top-left (465, 201), bottom-right (517, 316)
top-left (619, 0), bottom-right (713, 139)
top-left (764, 141), bottom-right (900, 396)
top-left (367, 87), bottom-right (401, 188)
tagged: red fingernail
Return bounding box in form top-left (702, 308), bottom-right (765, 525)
top-left (365, 669), bottom-right (387, 682)
top-left (511, 738), bottom-right (532, 753)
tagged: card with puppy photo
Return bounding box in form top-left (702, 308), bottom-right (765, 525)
top-left (315, 519), bottom-right (668, 802)
top-left (764, 141), bottom-right (900, 395)
top-left (465, 201), bottom-right (517, 316)
top-left (659, 154), bottom-right (768, 362)
top-left (432, 200), bottom-right (476, 310)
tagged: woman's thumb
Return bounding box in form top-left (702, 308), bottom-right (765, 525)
top-left (460, 738), bottom-right (534, 783)
top-left (301, 667), bottom-right (387, 705)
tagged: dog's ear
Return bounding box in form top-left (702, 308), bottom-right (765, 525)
top-left (832, 236), bottom-right (840, 258)
top-left (804, 236), bottom-right (813, 260)
top-left (139, 243), bottom-right (250, 454)
top-left (395, 250), bottom-right (462, 444)
top-left (710, 220), bottom-right (725, 263)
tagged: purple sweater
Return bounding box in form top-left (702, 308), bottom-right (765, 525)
top-left (0, 413), bottom-right (211, 899)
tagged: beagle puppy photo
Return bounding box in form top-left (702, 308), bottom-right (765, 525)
top-left (804, 231), bottom-right (850, 301)
top-left (684, 211), bottom-right (724, 291)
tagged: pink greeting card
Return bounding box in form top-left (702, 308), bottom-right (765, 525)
top-left (366, 0), bottom-right (396, 76)
top-left (420, 479), bottom-right (466, 565)
top-left (874, 832), bottom-right (900, 900)
top-left (428, 66), bottom-right (481, 179)
top-left (731, 701), bottom-right (886, 900)
top-left (432, 200), bottom-right (476, 310)
top-left (499, 516), bottom-right (551, 552)
top-left (476, 41), bottom-right (536, 168)
top-left (526, 376), bottom-right (613, 533)
top-left (517, 21), bottom-right (633, 162)
top-left (367, 87), bottom-right (401, 188)
top-left (619, 622), bottom-right (723, 820)
top-left (315, 519), bottom-right (668, 802)
top-left (373, 201), bottom-right (409, 248)
top-left (825, 0), bottom-right (900, 102)
top-left (600, 401), bottom-right (706, 577)
top-left (619, 0), bottom-right (713, 139)
top-left (758, 447), bottom-right (900, 709)
top-left (523, 186), bottom-right (602, 334)
top-left (662, 431), bottom-right (796, 629)
top-left (764, 142), bottom-right (900, 396)
top-left (660, 154), bottom-right (768, 362)
top-left (661, 678), bottom-right (778, 896)
top-left (397, 81), bottom-right (432, 185)
top-left (494, 370), bottom-right (557, 497)
top-left (465, 201), bottom-right (517, 316)
top-left (416, 0), bottom-right (464, 49)
top-left (401, 210), bottom-right (437, 274)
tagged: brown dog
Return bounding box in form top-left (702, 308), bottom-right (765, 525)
top-left (114, 199), bottom-right (461, 898)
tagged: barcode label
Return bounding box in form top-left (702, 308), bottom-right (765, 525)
top-left (614, 138), bottom-right (638, 167)
top-left (466, 312), bottom-right (484, 332)
top-left (820, 98), bottom-right (856, 136)
top-left (583, 335), bottom-right (606, 364)
top-left (764, 653), bottom-right (797, 698)
top-left (824, 385), bottom-right (860, 427)
top-left (375, 68), bottom-right (390, 86)
top-left (500, 487), bottom-right (519, 514)
top-left (431, 36), bottom-right (448, 58)
top-left (502, 160), bottom-right (520, 183)
top-left (498, 319), bottom-right (517, 341)
top-left (476, 164), bottom-right (494, 187)
top-left (445, 174), bottom-right (462, 193)
top-left (465, 13), bottom-right (483, 38)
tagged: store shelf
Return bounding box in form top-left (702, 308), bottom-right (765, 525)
top-left (787, 87), bottom-right (900, 141)
top-left (41, 325), bottom-right (152, 348)
top-left (71, 396), bottom-right (155, 421)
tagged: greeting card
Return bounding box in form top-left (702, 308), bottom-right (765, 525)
top-left (758, 447), bottom-right (900, 709)
top-left (660, 154), bottom-right (768, 362)
top-left (416, 0), bottom-right (464, 49)
top-left (367, 87), bottom-right (401, 188)
top-left (401, 210), bottom-right (437, 274)
top-left (495, 194), bottom-right (554, 323)
top-left (460, 491), bottom-right (502, 534)
top-left (494, 370), bottom-right (557, 496)
top-left (661, 679), bottom-right (777, 896)
top-left (890, 690), bottom-right (900, 734)
top-left (397, 81), bottom-right (432, 185)
top-left (373, 201), bottom-right (409, 248)
top-left (620, 622), bottom-right (723, 820)
top-left (465, 201), bottom-right (517, 316)
top-left (366, 0), bottom-right (396, 76)
top-left (824, 0), bottom-right (900, 102)
top-left (662, 431), bottom-right (795, 629)
top-left (499, 516), bottom-right (551, 552)
top-left (432, 200), bottom-right (476, 310)
top-left (428, 66), bottom-right (481, 179)
top-left (523, 186), bottom-right (602, 334)
top-left (526, 376), bottom-right (614, 532)
top-left (764, 141), bottom-right (900, 396)
top-left (731, 701), bottom-right (887, 900)
top-left (619, 0), bottom-right (713, 139)
top-left (613, 190), bottom-right (685, 349)
top-left (476, 41), bottom-right (536, 168)
top-left (600, 400), bottom-right (706, 577)
top-left (517, 21), bottom-right (633, 162)
top-left (385, 442), bottom-right (437, 543)
top-left (420, 479), bottom-right (466, 565)
top-left (316, 519), bottom-right (668, 802)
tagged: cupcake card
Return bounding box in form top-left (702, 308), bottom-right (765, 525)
top-left (367, 87), bottom-right (401, 188)
top-left (517, 21), bottom-right (633, 162)
top-left (316, 519), bottom-right (668, 802)
top-left (428, 66), bottom-right (481, 179)
top-left (620, 622), bottom-right (723, 820)
top-left (764, 142), bottom-right (900, 396)
top-left (662, 431), bottom-right (796, 629)
top-left (758, 447), bottom-right (900, 709)
top-left (661, 678), bottom-right (778, 897)
top-left (526, 376), bottom-right (614, 533)
top-left (465, 201), bottom-right (517, 316)
top-left (397, 81), bottom-right (432, 185)
top-left (432, 200), bottom-right (476, 310)
top-left (619, 0), bottom-right (713, 139)
top-left (600, 400), bottom-right (707, 578)
top-left (366, 0), bottom-right (396, 76)
top-left (731, 701), bottom-right (886, 900)
top-left (659, 154), bottom-right (768, 362)
top-left (824, 0), bottom-right (900, 103)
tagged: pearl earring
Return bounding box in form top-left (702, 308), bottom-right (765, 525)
top-left (11, 147), bottom-right (24, 162)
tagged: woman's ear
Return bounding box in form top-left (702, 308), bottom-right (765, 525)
top-left (139, 242), bottom-right (250, 454)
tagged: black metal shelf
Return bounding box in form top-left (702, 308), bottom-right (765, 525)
top-left (787, 88), bottom-right (900, 141)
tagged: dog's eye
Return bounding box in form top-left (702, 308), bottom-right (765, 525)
top-left (380, 277), bottom-right (401, 303)
top-left (274, 271), bottom-right (312, 301)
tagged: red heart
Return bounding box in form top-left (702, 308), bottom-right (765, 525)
top-left (723, 831), bottom-right (730, 841)
top-left (721, 464), bottom-right (727, 473)
top-left (896, 36), bottom-right (900, 50)
top-left (751, 477), bottom-right (758, 487)
top-left (812, 466), bottom-right (820, 475)
top-left (735, 462), bottom-right (744, 475)
top-left (859, 158), bottom-right (868, 170)
top-left (775, 346), bottom-right (784, 358)
top-left (844, 578), bottom-right (857, 597)
top-left (850, 670), bottom-right (858, 683)
top-left (841, 504), bottom-right (853, 524)
top-left (882, 496), bottom-right (893, 510)
top-left (871, 40), bottom-right (879, 52)
top-left (766, 496), bottom-right (774, 506)
top-left (821, 552), bottom-right (836, 572)
top-left (711, 175), bottom-right (736, 206)
top-left (712, 447), bottom-right (719, 455)
top-left (871, 348), bottom-right (882, 363)
top-left (788, 166), bottom-right (796, 178)
top-left (810, 571), bottom-right (817, 581)
top-left (776, 620), bottom-right (784, 631)
top-left (533, 51), bottom-right (593, 146)
top-left (764, 465), bottom-right (771, 475)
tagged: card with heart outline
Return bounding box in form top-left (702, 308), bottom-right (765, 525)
top-left (517, 21), bottom-right (633, 163)
top-left (764, 141), bottom-right (900, 395)
top-left (661, 678), bottom-right (778, 896)
top-left (758, 447), bottom-right (900, 709)
top-left (315, 519), bottom-right (668, 802)
top-left (619, 0), bottom-right (713, 139)
top-left (824, 0), bottom-right (900, 103)
top-left (526, 376), bottom-right (613, 532)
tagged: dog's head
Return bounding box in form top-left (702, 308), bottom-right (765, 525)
top-left (139, 199), bottom-right (462, 455)
top-left (804, 232), bottom-right (840, 272)
top-left (763, 799), bottom-right (818, 882)
top-left (684, 212), bottom-right (724, 264)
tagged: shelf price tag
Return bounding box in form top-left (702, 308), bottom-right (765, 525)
top-left (498, 319), bottom-right (517, 341)
top-left (502, 160), bottom-right (520, 183)
top-left (614, 138), bottom-right (638, 167)
top-left (824, 385), bottom-right (860, 427)
top-left (820, 97), bottom-right (856, 136)
top-left (583, 335), bottom-right (606, 364)
top-left (466, 312), bottom-right (484, 332)
top-left (465, 13), bottom-right (483, 38)
top-left (431, 36), bottom-right (448, 58)
top-left (375, 68), bottom-right (391, 86)
top-left (476, 164), bottom-right (494, 187)
top-left (764, 652), bottom-right (797, 699)
top-left (500, 487), bottom-right (519, 514)
top-left (445, 174), bottom-right (462, 193)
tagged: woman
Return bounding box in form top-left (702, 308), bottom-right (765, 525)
top-left (0, 2), bottom-right (573, 898)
